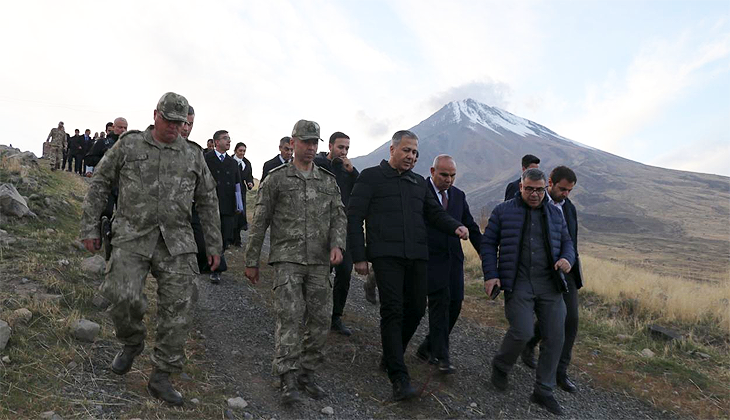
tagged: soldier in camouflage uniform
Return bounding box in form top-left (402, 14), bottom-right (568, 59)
top-left (80, 92), bottom-right (222, 406)
top-left (244, 119), bottom-right (347, 406)
top-left (45, 121), bottom-right (66, 171)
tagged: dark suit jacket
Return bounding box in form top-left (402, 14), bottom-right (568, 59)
top-left (425, 179), bottom-right (482, 298)
top-left (561, 197), bottom-right (583, 289)
top-left (504, 177), bottom-right (520, 201)
top-left (238, 156), bottom-right (254, 189)
top-left (261, 155), bottom-right (286, 183)
top-left (205, 152), bottom-right (243, 216)
top-left (68, 135), bottom-right (85, 156)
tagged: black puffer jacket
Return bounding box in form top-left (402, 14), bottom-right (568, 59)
top-left (347, 160), bottom-right (462, 262)
top-left (313, 152), bottom-right (359, 207)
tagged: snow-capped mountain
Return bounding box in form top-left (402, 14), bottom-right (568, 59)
top-left (349, 98), bottom-right (730, 281)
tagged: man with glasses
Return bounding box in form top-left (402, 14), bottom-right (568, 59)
top-left (80, 92), bottom-right (222, 406)
top-left (482, 168), bottom-right (574, 415)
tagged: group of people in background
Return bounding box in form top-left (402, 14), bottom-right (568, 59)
top-left (45, 119), bottom-right (129, 175)
top-left (75, 91), bottom-right (582, 416)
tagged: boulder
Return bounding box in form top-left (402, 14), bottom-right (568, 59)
top-left (648, 324), bottom-right (683, 341)
top-left (0, 320), bottom-right (10, 350)
top-left (81, 255), bottom-right (106, 275)
top-left (227, 397), bottom-right (248, 409)
top-left (0, 229), bottom-right (17, 247)
top-left (0, 184), bottom-right (34, 218)
top-left (72, 319), bottom-right (100, 342)
top-left (321, 407), bottom-right (334, 416)
top-left (640, 348), bottom-right (655, 358)
top-left (6, 151), bottom-right (38, 166)
top-left (11, 308), bottom-right (32, 325)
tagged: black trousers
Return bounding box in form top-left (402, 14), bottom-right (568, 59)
top-left (71, 154), bottom-right (84, 174)
top-left (526, 271), bottom-right (579, 376)
top-left (372, 257), bottom-right (427, 383)
top-left (232, 211), bottom-right (247, 246)
top-left (421, 286), bottom-right (463, 362)
top-left (332, 249), bottom-right (353, 319)
top-left (61, 150), bottom-right (69, 170)
top-left (220, 214), bottom-right (236, 248)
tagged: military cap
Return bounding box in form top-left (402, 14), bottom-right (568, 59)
top-left (156, 92), bottom-right (189, 123)
top-left (291, 120), bottom-right (322, 141)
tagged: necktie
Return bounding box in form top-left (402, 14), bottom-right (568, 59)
top-left (440, 190), bottom-right (448, 209)
top-left (220, 154), bottom-right (225, 162)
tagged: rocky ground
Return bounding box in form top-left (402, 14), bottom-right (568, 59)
top-left (192, 232), bottom-right (671, 419)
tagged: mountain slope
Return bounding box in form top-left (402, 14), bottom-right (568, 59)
top-left (351, 99), bottom-right (730, 281)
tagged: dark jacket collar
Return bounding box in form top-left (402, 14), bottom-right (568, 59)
top-left (379, 159), bottom-right (418, 183)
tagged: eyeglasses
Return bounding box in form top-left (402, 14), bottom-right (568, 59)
top-left (523, 186), bottom-right (546, 195)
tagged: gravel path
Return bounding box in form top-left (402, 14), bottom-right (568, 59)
top-left (193, 232), bottom-right (670, 419)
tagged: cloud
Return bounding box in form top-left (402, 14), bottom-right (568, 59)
top-left (355, 110), bottom-right (391, 138)
top-left (556, 19), bottom-right (730, 153)
top-left (426, 80), bottom-right (512, 110)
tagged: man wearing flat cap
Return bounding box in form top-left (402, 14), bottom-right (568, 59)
top-left (245, 119), bottom-right (347, 406)
top-left (80, 92), bottom-right (223, 406)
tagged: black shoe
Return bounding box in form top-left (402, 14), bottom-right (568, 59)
top-left (297, 370), bottom-right (327, 399)
top-left (363, 275), bottom-right (377, 304)
top-left (147, 369), bottom-right (183, 406)
top-left (530, 392), bottom-right (564, 415)
top-left (330, 317), bottom-right (352, 336)
top-left (557, 374), bottom-right (578, 393)
top-left (415, 342), bottom-right (431, 362)
top-left (280, 372), bottom-right (302, 405)
top-left (210, 273), bottom-right (221, 284)
top-left (521, 345), bottom-right (537, 369)
top-left (438, 359), bottom-right (456, 374)
top-left (111, 343), bottom-right (144, 375)
top-left (490, 361), bottom-right (508, 391)
top-left (392, 376), bottom-right (417, 401)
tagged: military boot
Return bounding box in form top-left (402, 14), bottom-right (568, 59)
top-left (111, 342), bottom-right (144, 375)
top-left (147, 369), bottom-right (184, 406)
top-left (297, 369), bottom-right (327, 399)
top-left (280, 372), bottom-right (302, 405)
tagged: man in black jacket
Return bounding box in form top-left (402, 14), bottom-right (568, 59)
top-left (85, 117), bottom-right (127, 219)
top-left (416, 155), bottom-right (481, 374)
top-left (504, 154), bottom-right (540, 201)
top-left (67, 129), bottom-right (82, 172)
top-left (261, 137), bottom-right (293, 183)
top-left (522, 166), bottom-right (583, 394)
top-left (348, 130), bottom-right (469, 401)
top-left (205, 130), bottom-right (244, 283)
top-left (313, 131), bottom-right (359, 336)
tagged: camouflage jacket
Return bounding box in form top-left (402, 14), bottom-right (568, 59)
top-left (47, 128), bottom-right (66, 148)
top-left (244, 163), bottom-right (346, 267)
top-left (80, 125), bottom-right (222, 258)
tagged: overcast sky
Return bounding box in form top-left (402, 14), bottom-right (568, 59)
top-left (2, 0), bottom-right (728, 176)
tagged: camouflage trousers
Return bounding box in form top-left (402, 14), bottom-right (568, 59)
top-left (101, 235), bottom-right (198, 373)
top-left (48, 144), bottom-right (62, 170)
top-left (272, 263), bottom-right (332, 376)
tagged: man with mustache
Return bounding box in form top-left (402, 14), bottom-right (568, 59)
top-left (245, 119), bottom-right (346, 406)
top-left (80, 92), bottom-right (222, 406)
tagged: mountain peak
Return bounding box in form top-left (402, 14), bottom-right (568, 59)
top-left (443, 98), bottom-right (554, 138)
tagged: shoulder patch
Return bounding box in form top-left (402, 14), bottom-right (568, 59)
top-left (269, 164), bottom-right (287, 175)
top-left (186, 139), bottom-right (203, 150)
top-left (118, 130), bottom-right (142, 141)
top-left (317, 166), bottom-right (336, 178)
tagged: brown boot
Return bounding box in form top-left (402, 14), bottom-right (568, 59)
top-left (147, 369), bottom-right (183, 406)
top-left (280, 372), bottom-right (302, 405)
top-left (298, 369), bottom-right (327, 399)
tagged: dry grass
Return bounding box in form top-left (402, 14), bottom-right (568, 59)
top-left (581, 255), bottom-right (730, 328)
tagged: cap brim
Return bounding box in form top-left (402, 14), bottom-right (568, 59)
top-left (158, 111), bottom-right (188, 123)
top-left (299, 136), bottom-right (322, 141)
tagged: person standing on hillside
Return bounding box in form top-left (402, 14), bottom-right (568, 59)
top-left (45, 121), bottom-right (66, 171)
top-left (231, 141), bottom-right (254, 246)
top-left (416, 155), bottom-right (481, 374)
top-left (504, 154), bottom-right (540, 201)
top-left (66, 129), bottom-right (82, 172)
top-left (521, 166), bottom-right (583, 394)
top-left (80, 92), bottom-right (222, 406)
top-left (314, 131), bottom-right (359, 336)
top-left (482, 168), bottom-right (574, 415)
top-left (86, 117), bottom-right (128, 175)
top-left (244, 120), bottom-right (346, 406)
top-left (260, 136), bottom-right (293, 182)
top-left (347, 130), bottom-right (469, 401)
top-left (205, 130), bottom-right (244, 284)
